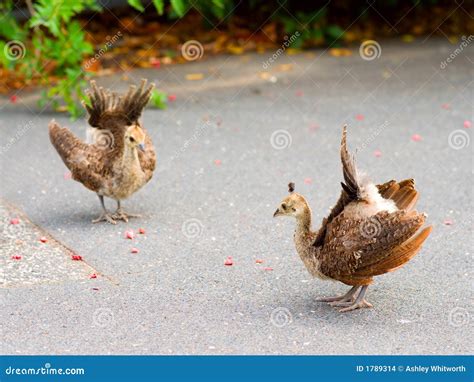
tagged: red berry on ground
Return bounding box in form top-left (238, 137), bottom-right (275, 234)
top-left (10, 218), bottom-right (20, 225)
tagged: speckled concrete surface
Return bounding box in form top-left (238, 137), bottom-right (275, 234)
top-left (0, 39), bottom-right (472, 355)
top-left (0, 200), bottom-right (96, 286)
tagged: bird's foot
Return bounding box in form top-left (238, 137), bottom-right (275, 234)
top-left (112, 209), bottom-right (141, 222)
top-left (92, 213), bottom-right (117, 225)
top-left (329, 298), bottom-right (356, 307)
top-left (317, 296), bottom-right (347, 303)
top-left (338, 299), bottom-right (373, 313)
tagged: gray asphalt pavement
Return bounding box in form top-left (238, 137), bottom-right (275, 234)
top-left (0, 39), bottom-right (472, 355)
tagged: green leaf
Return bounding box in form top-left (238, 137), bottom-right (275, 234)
top-left (128, 0), bottom-right (145, 12)
top-left (170, 0), bottom-right (187, 17)
top-left (325, 25), bottom-right (345, 41)
top-left (149, 89), bottom-right (168, 110)
top-left (152, 0), bottom-right (165, 15)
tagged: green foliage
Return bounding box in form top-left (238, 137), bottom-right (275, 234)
top-left (277, 8), bottom-right (345, 48)
top-left (149, 89), bottom-right (168, 110)
top-left (29, 0), bottom-right (99, 37)
top-left (0, 0), bottom-right (352, 118)
top-left (128, 0), bottom-right (231, 20)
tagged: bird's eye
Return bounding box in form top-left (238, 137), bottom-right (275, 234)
top-left (129, 137), bottom-right (135, 142)
top-left (282, 203), bottom-right (287, 210)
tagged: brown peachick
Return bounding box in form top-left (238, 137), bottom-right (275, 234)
top-left (274, 126), bottom-right (432, 312)
top-left (49, 79), bottom-right (156, 224)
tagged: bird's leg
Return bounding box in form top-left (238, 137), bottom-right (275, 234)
top-left (92, 195), bottom-right (117, 225)
top-left (338, 285), bottom-right (373, 313)
top-left (112, 200), bottom-right (142, 222)
top-left (317, 286), bottom-right (360, 303)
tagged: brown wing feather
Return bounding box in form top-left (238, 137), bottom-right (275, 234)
top-left (355, 226), bottom-right (432, 277)
top-left (49, 120), bottom-right (110, 192)
top-left (319, 210), bottom-right (429, 283)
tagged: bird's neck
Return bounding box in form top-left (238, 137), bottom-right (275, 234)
top-left (122, 145), bottom-right (140, 167)
top-left (294, 202), bottom-right (314, 247)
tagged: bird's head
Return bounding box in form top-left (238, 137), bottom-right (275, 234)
top-left (125, 123), bottom-right (146, 152)
top-left (273, 182), bottom-right (310, 219)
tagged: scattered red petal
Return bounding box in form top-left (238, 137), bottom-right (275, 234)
top-left (138, 228), bottom-right (146, 234)
top-left (11, 255), bottom-right (22, 260)
top-left (39, 236), bottom-right (48, 243)
top-left (214, 159), bottom-right (222, 166)
top-left (374, 150), bottom-right (382, 158)
top-left (63, 172), bottom-right (72, 180)
top-left (304, 177), bottom-right (312, 184)
top-left (131, 247), bottom-right (139, 254)
top-left (295, 90), bottom-right (304, 97)
top-left (255, 259), bottom-right (264, 264)
top-left (441, 103), bottom-right (450, 110)
top-left (411, 134), bottom-right (422, 142)
top-left (167, 94), bottom-right (176, 102)
top-left (443, 219), bottom-right (453, 226)
top-left (464, 120), bottom-right (472, 129)
top-left (150, 58), bottom-right (161, 69)
top-left (309, 123), bottom-right (319, 132)
top-left (10, 95), bottom-right (18, 103)
top-left (89, 273), bottom-right (97, 279)
top-left (355, 114), bottom-right (364, 121)
top-left (263, 267), bottom-right (273, 271)
top-left (224, 256), bottom-right (233, 266)
top-left (125, 230), bottom-right (135, 239)
top-left (10, 218), bottom-right (20, 225)
top-left (71, 255), bottom-right (83, 261)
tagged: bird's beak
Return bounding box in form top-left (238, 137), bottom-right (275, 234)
top-left (273, 208), bottom-right (281, 218)
top-left (138, 143), bottom-right (146, 152)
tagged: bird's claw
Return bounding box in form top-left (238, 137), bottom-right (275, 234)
top-left (112, 210), bottom-right (141, 222)
top-left (92, 213), bottom-right (117, 225)
top-left (338, 299), bottom-right (373, 313)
